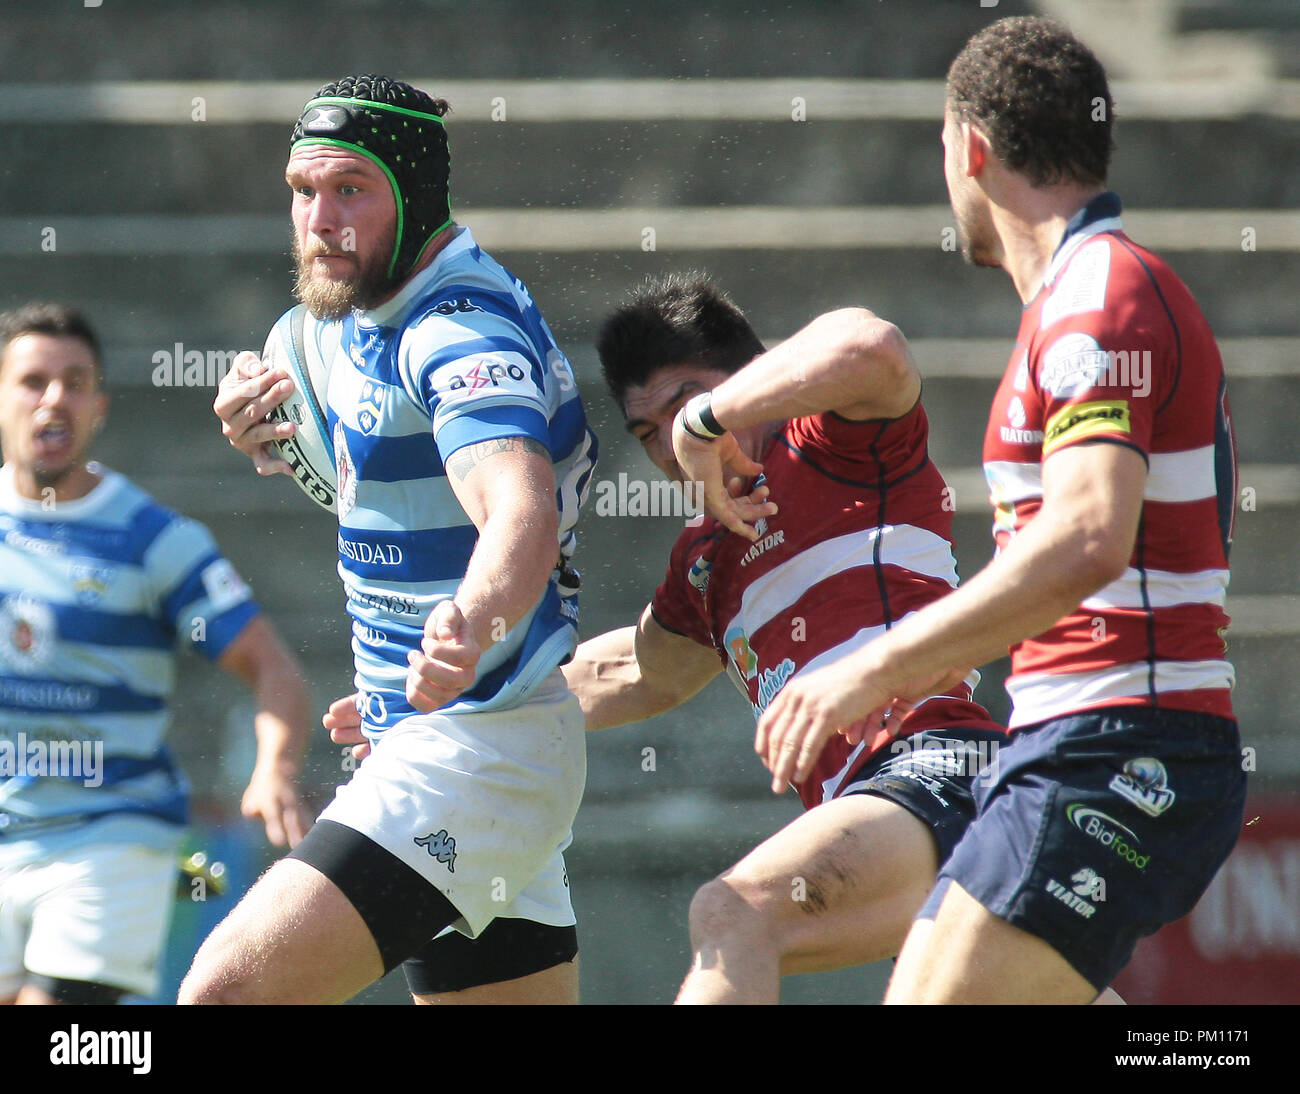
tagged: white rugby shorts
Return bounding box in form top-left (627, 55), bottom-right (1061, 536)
top-left (0, 840), bottom-right (176, 998)
top-left (317, 670), bottom-right (587, 937)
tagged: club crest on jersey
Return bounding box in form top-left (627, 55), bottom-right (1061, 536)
top-left (334, 420), bottom-right (358, 519)
top-left (0, 595), bottom-right (54, 669)
top-left (414, 828), bottom-right (457, 872)
top-left (356, 380), bottom-right (384, 435)
top-left (70, 563), bottom-right (113, 606)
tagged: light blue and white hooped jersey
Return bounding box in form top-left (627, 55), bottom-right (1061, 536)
top-left (0, 464), bottom-right (259, 844)
top-left (330, 227), bottom-right (597, 736)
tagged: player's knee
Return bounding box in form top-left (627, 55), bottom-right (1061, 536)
top-left (178, 933), bottom-right (255, 1005)
top-left (177, 963), bottom-right (242, 1005)
top-left (688, 875), bottom-right (773, 949)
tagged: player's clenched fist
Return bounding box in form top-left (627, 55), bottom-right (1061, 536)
top-left (213, 350), bottom-right (298, 476)
top-left (323, 692), bottom-right (370, 762)
top-left (406, 599), bottom-right (481, 713)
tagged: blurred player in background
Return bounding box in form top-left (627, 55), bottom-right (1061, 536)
top-left (0, 303), bottom-right (311, 1005)
top-left (758, 17), bottom-right (1245, 1004)
top-left (193, 75), bottom-right (596, 1004)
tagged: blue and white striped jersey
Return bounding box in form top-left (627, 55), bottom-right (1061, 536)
top-left (329, 227), bottom-right (597, 736)
top-left (0, 463), bottom-right (259, 844)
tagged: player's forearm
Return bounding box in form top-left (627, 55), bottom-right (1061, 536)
top-left (454, 496), bottom-right (560, 654)
top-left (864, 499), bottom-right (1128, 692)
top-left (248, 648), bottom-right (311, 775)
top-left (563, 627), bottom-right (685, 730)
top-left (708, 309), bottom-right (917, 428)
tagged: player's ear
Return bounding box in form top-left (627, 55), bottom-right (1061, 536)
top-left (961, 122), bottom-right (987, 177)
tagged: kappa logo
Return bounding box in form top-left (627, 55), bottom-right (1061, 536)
top-left (1109, 757), bottom-right (1176, 818)
top-left (414, 828), bottom-right (458, 872)
top-left (431, 298), bottom-right (483, 317)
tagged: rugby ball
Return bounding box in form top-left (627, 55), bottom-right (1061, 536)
top-left (260, 305), bottom-right (341, 512)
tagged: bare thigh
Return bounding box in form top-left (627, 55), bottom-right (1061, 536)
top-left (886, 880), bottom-right (1097, 1004)
top-left (179, 858), bottom-right (385, 1004)
top-left (708, 792), bottom-right (941, 974)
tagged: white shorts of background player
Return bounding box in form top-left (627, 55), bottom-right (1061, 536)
top-left (0, 840), bottom-right (176, 998)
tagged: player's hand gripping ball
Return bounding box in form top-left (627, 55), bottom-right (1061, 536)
top-left (260, 304), bottom-right (341, 512)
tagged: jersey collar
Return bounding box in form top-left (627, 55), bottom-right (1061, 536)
top-left (359, 225), bottom-right (475, 330)
top-left (0, 461), bottom-right (119, 517)
top-left (1042, 190), bottom-right (1124, 288)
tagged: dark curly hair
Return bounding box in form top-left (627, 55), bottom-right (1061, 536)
top-left (597, 273), bottom-right (766, 408)
top-left (946, 17), bottom-right (1114, 187)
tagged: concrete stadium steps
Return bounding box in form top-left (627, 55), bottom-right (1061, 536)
top-left (9, 114), bottom-right (1300, 212)
top-left (0, 1), bottom-right (1034, 83)
top-left (2, 250), bottom-right (1297, 392)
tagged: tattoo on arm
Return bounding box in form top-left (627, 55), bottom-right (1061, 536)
top-left (445, 436), bottom-right (549, 482)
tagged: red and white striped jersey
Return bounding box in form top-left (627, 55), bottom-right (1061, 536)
top-left (652, 404), bottom-right (1004, 809)
top-left (982, 192), bottom-right (1237, 729)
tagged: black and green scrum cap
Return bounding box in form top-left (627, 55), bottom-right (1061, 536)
top-left (291, 75), bottom-right (453, 285)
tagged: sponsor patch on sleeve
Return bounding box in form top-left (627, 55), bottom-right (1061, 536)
top-left (1039, 332), bottom-right (1113, 399)
top-left (1043, 399), bottom-right (1131, 455)
top-left (425, 353), bottom-right (540, 403)
top-left (200, 558), bottom-right (252, 614)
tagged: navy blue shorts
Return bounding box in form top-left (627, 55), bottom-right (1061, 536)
top-left (918, 706), bottom-right (1247, 991)
top-left (841, 727), bottom-right (1010, 864)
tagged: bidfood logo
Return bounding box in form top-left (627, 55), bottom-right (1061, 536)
top-left (1067, 804), bottom-right (1150, 870)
